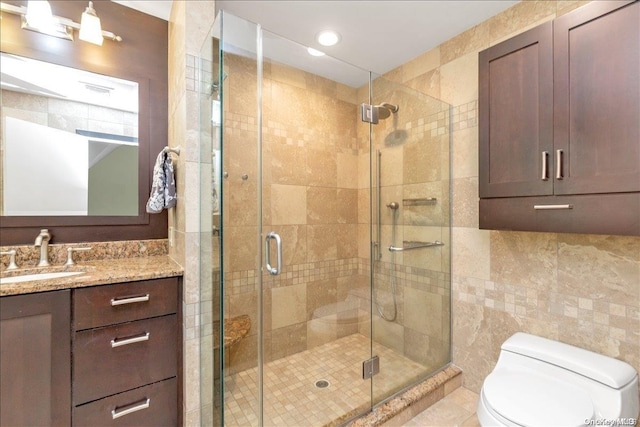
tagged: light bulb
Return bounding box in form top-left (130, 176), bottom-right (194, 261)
top-left (79, 1), bottom-right (104, 46)
top-left (25, 0), bottom-right (54, 30)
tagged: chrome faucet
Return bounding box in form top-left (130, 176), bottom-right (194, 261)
top-left (34, 229), bottom-right (51, 267)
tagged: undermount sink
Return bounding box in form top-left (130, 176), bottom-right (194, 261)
top-left (0, 271), bottom-right (84, 285)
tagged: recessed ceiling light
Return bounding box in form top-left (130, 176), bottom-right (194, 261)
top-left (316, 30), bottom-right (341, 47)
top-left (307, 47), bottom-right (325, 57)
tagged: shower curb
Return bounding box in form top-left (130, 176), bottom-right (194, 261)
top-left (346, 365), bottom-right (463, 427)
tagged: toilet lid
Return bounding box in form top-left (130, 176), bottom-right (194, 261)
top-left (483, 368), bottom-right (594, 427)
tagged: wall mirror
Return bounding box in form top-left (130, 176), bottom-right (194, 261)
top-left (0, 0), bottom-right (167, 245)
top-left (1, 52), bottom-right (139, 216)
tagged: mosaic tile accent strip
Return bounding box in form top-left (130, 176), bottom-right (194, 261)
top-left (224, 258), bottom-right (361, 294)
top-left (451, 100), bottom-right (478, 131)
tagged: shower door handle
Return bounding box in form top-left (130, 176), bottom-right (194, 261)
top-left (265, 232), bottom-right (282, 275)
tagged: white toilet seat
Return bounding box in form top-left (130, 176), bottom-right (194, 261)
top-left (481, 367), bottom-right (595, 427)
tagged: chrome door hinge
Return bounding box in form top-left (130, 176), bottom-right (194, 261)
top-left (361, 103), bottom-right (379, 124)
top-left (363, 355), bottom-right (380, 379)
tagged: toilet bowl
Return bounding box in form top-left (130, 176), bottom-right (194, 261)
top-left (478, 333), bottom-right (639, 427)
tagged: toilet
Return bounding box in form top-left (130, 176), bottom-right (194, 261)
top-left (478, 332), bottom-right (639, 426)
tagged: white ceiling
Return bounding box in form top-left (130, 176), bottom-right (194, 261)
top-left (113, 1), bottom-right (519, 85)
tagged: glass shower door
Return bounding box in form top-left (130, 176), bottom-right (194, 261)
top-left (370, 75), bottom-right (452, 404)
top-left (213, 11), bottom-right (376, 427)
top-left (204, 10), bottom-right (452, 427)
top-left (258, 27), bottom-right (375, 427)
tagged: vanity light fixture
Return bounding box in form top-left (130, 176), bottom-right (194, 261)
top-left (25, 0), bottom-right (53, 31)
top-left (0, 1), bottom-right (122, 44)
top-left (316, 30), bottom-right (341, 47)
top-left (78, 1), bottom-right (103, 45)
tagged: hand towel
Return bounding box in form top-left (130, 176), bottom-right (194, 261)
top-left (146, 150), bottom-right (177, 213)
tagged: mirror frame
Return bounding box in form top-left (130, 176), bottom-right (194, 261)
top-left (0, 0), bottom-right (168, 245)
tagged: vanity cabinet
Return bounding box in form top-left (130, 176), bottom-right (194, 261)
top-left (0, 290), bottom-right (71, 426)
top-left (479, 1), bottom-right (640, 235)
top-left (72, 277), bottom-right (180, 426)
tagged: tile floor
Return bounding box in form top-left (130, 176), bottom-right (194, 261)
top-left (223, 333), bottom-right (439, 427)
top-left (402, 387), bottom-right (480, 427)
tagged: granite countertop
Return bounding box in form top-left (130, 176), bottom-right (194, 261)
top-left (0, 255), bottom-right (183, 296)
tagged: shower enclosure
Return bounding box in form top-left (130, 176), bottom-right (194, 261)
top-left (199, 11), bottom-right (452, 426)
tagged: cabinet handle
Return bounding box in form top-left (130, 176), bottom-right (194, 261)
top-left (110, 294), bottom-right (150, 306)
top-left (556, 149), bottom-right (564, 180)
top-left (111, 332), bottom-right (150, 348)
top-left (111, 398), bottom-right (150, 419)
top-left (534, 204), bottom-right (573, 210)
top-left (541, 151), bottom-right (549, 180)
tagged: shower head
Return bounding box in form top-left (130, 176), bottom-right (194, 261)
top-left (375, 102), bottom-right (399, 120)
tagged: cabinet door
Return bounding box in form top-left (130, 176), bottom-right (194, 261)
top-left (0, 290), bottom-right (71, 426)
top-left (554, 1), bottom-right (640, 195)
top-left (479, 21), bottom-right (554, 198)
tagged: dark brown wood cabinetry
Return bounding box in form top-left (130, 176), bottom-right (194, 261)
top-left (0, 290), bottom-right (71, 426)
top-left (72, 278), bottom-right (180, 425)
top-left (479, 1), bottom-right (640, 236)
top-left (0, 277), bottom-right (181, 426)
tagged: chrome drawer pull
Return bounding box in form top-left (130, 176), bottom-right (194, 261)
top-left (556, 149), bottom-right (564, 180)
top-left (541, 151), bottom-right (549, 180)
top-left (111, 332), bottom-right (150, 348)
top-left (534, 204), bottom-right (573, 210)
top-left (110, 294), bottom-right (150, 306)
top-left (111, 398), bottom-right (150, 419)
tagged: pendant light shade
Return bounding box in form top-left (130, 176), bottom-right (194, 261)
top-left (79, 1), bottom-right (103, 45)
top-left (25, 0), bottom-right (53, 30)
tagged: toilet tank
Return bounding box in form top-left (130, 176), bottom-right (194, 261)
top-left (498, 333), bottom-right (639, 419)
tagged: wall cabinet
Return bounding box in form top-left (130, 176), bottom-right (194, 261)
top-left (0, 290), bottom-right (71, 426)
top-left (0, 277), bottom-right (180, 426)
top-left (479, 1), bottom-right (640, 236)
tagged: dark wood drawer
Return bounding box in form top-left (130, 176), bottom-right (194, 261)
top-left (480, 192), bottom-right (640, 236)
top-left (73, 378), bottom-right (177, 427)
top-left (73, 315), bottom-right (177, 405)
top-left (74, 277), bottom-right (178, 330)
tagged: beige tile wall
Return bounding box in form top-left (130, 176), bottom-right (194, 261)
top-left (220, 49), bottom-right (455, 389)
top-left (381, 0), bottom-right (640, 393)
top-left (221, 52), bottom-right (367, 373)
top-left (177, 1), bottom-right (639, 425)
top-left (167, 2), bottom-right (216, 425)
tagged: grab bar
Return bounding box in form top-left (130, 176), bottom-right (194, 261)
top-left (389, 240), bottom-right (444, 252)
top-left (265, 232), bottom-right (282, 275)
top-left (403, 198), bottom-right (437, 206)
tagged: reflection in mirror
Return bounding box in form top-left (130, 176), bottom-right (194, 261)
top-left (0, 52), bottom-right (139, 216)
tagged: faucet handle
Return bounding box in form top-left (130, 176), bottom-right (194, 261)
top-left (65, 247), bottom-right (92, 267)
top-left (1, 250), bottom-right (18, 270)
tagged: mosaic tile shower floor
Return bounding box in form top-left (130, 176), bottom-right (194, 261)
top-left (223, 333), bottom-right (431, 427)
